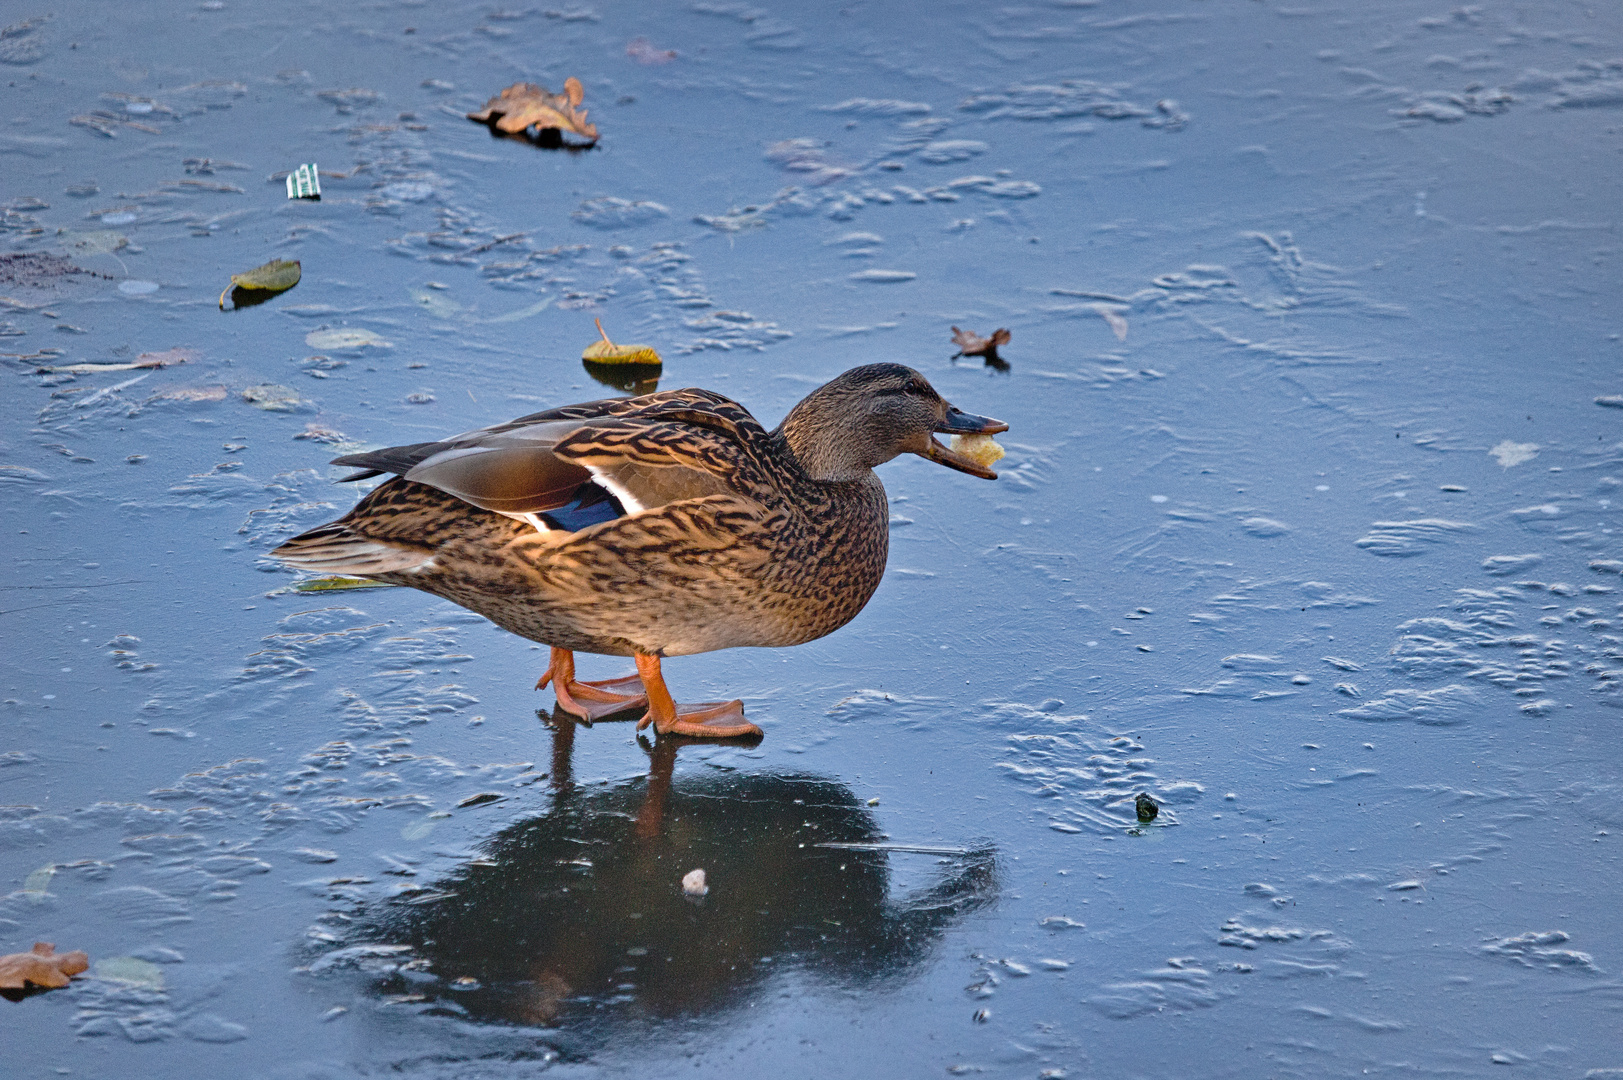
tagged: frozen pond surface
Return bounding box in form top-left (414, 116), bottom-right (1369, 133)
top-left (3, 1), bottom-right (1623, 1076)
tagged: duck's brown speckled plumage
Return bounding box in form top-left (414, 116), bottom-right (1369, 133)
top-left (274, 364), bottom-right (1005, 730)
top-left (300, 389), bottom-right (888, 657)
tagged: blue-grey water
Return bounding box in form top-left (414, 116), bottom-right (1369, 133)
top-left (3, 1), bottom-right (1622, 1076)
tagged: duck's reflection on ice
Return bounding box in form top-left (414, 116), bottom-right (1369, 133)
top-left (360, 715), bottom-right (997, 1031)
top-left (581, 356), bottom-right (662, 395)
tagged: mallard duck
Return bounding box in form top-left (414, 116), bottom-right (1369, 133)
top-left (274, 363), bottom-right (1007, 737)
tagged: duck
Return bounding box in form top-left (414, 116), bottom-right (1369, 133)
top-left (273, 363), bottom-right (1007, 738)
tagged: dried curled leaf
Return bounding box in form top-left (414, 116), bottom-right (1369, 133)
top-left (582, 317), bottom-right (661, 365)
top-left (950, 326), bottom-right (1011, 358)
top-left (220, 259), bottom-right (301, 309)
top-left (38, 347), bottom-right (197, 374)
top-left (468, 78), bottom-right (599, 145)
top-left (950, 432), bottom-right (1006, 469)
top-left (0, 943), bottom-right (89, 991)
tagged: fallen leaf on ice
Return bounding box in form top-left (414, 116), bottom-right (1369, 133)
top-left (38, 346), bottom-right (198, 374)
top-left (0, 943), bottom-right (89, 991)
top-left (468, 78), bottom-right (599, 145)
top-left (582, 317), bottom-right (660, 365)
top-left (220, 259), bottom-right (301, 309)
top-left (950, 325), bottom-right (1011, 359)
top-left (951, 325), bottom-right (1013, 371)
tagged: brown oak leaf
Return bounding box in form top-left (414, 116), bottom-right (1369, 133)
top-left (468, 78), bottom-right (599, 145)
top-left (950, 326), bottom-right (1011, 358)
top-left (0, 942), bottom-right (90, 991)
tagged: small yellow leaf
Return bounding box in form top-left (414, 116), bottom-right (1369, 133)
top-left (582, 317), bottom-right (661, 365)
top-left (582, 341), bottom-right (662, 364)
top-left (220, 259), bottom-right (300, 308)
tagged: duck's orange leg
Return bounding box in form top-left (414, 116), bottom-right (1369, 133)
top-left (633, 652), bottom-right (761, 738)
top-left (536, 647), bottom-right (649, 722)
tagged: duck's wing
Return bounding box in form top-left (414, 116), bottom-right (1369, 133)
top-left (328, 394), bottom-right (648, 481)
top-left (326, 389), bottom-right (777, 532)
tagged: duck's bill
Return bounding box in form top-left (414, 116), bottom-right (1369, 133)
top-left (922, 436), bottom-right (999, 479)
top-left (922, 407), bottom-right (1008, 479)
top-left (935, 407), bottom-right (1009, 436)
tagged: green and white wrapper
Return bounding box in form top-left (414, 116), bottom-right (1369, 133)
top-left (286, 163), bottom-right (320, 200)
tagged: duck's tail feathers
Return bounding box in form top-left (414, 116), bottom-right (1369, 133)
top-left (272, 522), bottom-right (434, 576)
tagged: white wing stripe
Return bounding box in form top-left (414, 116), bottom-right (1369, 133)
top-left (587, 467), bottom-right (647, 514)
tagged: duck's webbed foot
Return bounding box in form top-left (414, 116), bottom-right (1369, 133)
top-left (632, 652), bottom-right (762, 738)
top-left (653, 699), bottom-right (758, 737)
top-left (537, 647), bottom-right (649, 722)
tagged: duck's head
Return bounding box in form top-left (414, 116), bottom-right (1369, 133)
top-left (776, 363), bottom-right (1009, 482)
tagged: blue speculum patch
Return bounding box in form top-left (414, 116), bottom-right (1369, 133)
top-left (537, 483), bottom-right (626, 533)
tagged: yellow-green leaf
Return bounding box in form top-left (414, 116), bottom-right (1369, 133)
top-left (583, 340), bottom-right (661, 364)
top-left (233, 259), bottom-right (301, 291)
top-left (219, 259), bottom-right (300, 309)
top-left (582, 317), bottom-right (661, 365)
top-left (292, 576), bottom-right (398, 593)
